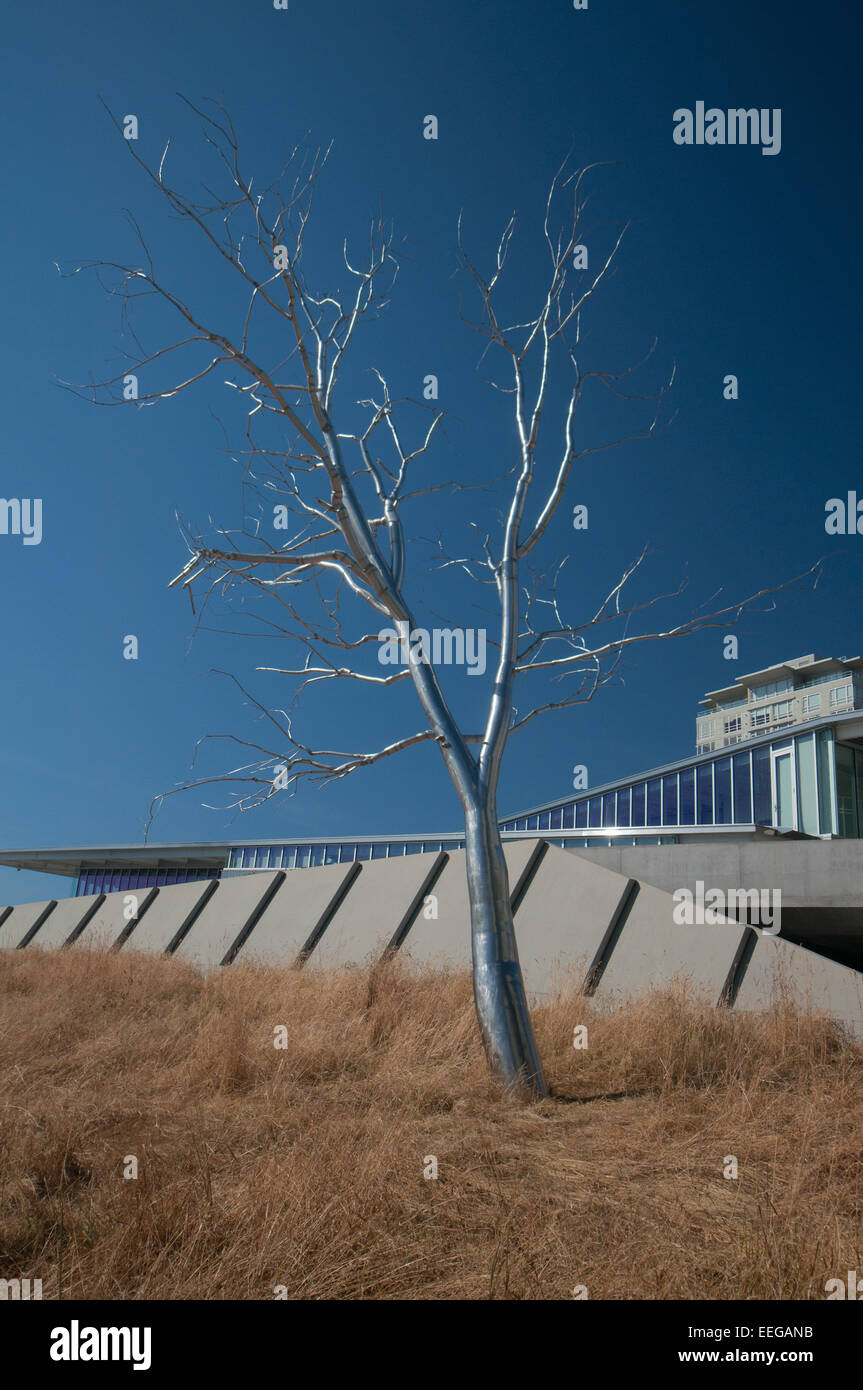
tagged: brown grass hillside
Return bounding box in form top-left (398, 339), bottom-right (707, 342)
top-left (1, 945), bottom-right (862, 1300)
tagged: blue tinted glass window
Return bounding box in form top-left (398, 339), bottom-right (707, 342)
top-left (647, 779), bottom-right (662, 826)
top-left (697, 765), bottom-right (714, 824)
top-left (575, 801), bottom-right (587, 828)
top-left (588, 797), bottom-right (602, 828)
top-left (616, 788), bottom-right (631, 827)
top-left (549, 808), bottom-right (562, 830)
top-left (678, 767), bottom-right (695, 824)
top-left (602, 792), bottom-right (616, 827)
top-left (369, 843), bottom-right (386, 859)
top-left (241, 848), bottom-right (254, 868)
top-left (732, 754), bottom-right (752, 822)
top-left (753, 746), bottom-right (771, 824)
top-left (662, 775), bottom-right (678, 825)
top-left (338, 844), bottom-right (356, 862)
top-left (324, 845), bottom-right (340, 864)
top-left (714, 758), bottom-right (732, 823)
top-left (310, 845), bottom-right (325, 866)
top-left (562, 803), bottom-right (574, 829)
top-left (354, 844), bottom-right (370, 861)
top-left (538, 812), bottom-right (550, 831)
top-left (631, 784), bottom-right (646, 825)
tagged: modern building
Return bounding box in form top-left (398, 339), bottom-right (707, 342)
top-left (695, 653), bottom-right (862, 753)
top-left (2, 654), bottom-right (863, 899)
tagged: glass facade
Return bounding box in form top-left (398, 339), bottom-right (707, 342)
top-left (499, 728), bottom-right (857, 843)
top-left (75, 863), bottom-right (217, 897)
top-left (69, 723), bottom-right (862, 893)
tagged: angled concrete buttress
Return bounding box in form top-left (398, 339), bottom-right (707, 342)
top-left (232, 861), bottom-right (362, 967)
top-left (0, 900), bottom-right (58, 949)
top-left (171, 870), bottom-right (286, 969)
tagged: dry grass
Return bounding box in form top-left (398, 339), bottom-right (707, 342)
top-left (1, 945), bottom-right (862, 1300)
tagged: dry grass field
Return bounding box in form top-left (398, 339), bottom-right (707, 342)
top-left (1, 945), bottom-right (862, 1300)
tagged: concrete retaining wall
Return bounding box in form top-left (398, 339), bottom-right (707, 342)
top-left (2, 841), bottom-right (861, 1035)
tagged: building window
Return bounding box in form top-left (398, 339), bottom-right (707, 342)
top-left (562, 803), bottom-right (574, 829)
top-left (647, 778), bottom-right (662, 827)
top-left (679, 767), bottom-right (695, 824)
top-left (751, 708), bottom-right (771, 727)
top-left (575, 801), bottom-right (588, 829)
top-left (796, 734), bottom-right (820, 836)
top-left (714, 757), bottom-right (732, 824)
top-left (836, 744), bottom-right (858, 836)
top-left (724, 716), bottom-right (742, 734)
top-left (696, 764), bottom-right (714, 824)
top-left (802, 692), bottom-right (821, 715)
top-left (631, 783), bottom-right (646, 826)
top-left (753, 745), bottom-right (772, 824)
top-left (732, 753), bottom-right (752, 822)
top-left (662, 774), bottom-right (678, 825)
top-left (816, 729), bottom-right (835, 835)
top-left (772, 700), bottom-right (793, 721)
top-left (830, 684), bottom-right (852, 706)
top-left (749, 678), bottom-right (792, 701)
top-left (616, 787), bottom-right (631, 827)
top-left (588, 798), bottom-right (602, 829)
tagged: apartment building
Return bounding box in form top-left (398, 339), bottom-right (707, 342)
top-left (696, 654), bottom-right (863, 755)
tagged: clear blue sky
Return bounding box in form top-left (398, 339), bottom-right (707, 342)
top-left (2, 0), bottom-right (861, 904)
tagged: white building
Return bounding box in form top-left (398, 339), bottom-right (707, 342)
top-left (696, 654), bottom-right (863, 754)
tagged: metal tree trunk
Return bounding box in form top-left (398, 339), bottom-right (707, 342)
top-left (463, 799), bottom-right (548, 1098)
